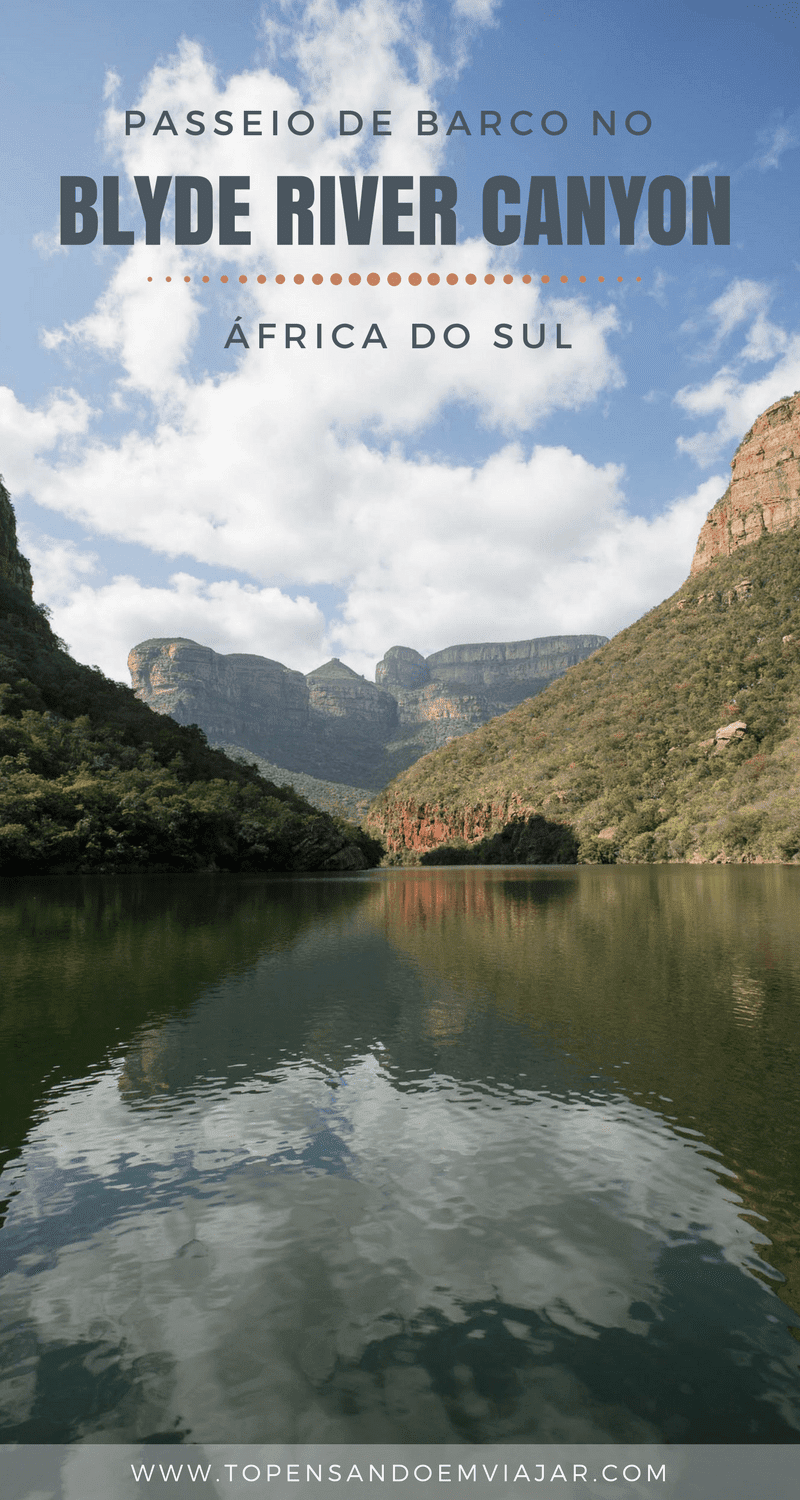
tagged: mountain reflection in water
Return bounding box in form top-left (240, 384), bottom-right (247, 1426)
top-left (0, 867), bottom-right (799, 1443)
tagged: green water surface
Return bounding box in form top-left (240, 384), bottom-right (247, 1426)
top-left (0, 866), bottom-right (799, 1443)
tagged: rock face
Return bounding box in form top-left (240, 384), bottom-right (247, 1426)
top-left (377, 636), bottom-right (608, 769)
top-left (307, 659), bottom-right (397, 730)
top-left (375, 794), bottom-right (535, 857)
top-left (424, 637), bottom-right (602, 696)
top-left (129, 634), bottom-right (607, 791)
top-left (128, 638), bottom-right (310, 767)
top-left (0, 477), bottom-right (33, 597)
top-left (376, 646), bottom-right (429, 689)
top-left (691, 392), bottom-right (800, 574)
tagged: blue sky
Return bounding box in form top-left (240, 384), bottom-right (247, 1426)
top-left (1, 0), bottom-right (798, 681)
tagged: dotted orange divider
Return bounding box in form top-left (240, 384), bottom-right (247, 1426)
top-left (150, 273), bottom-right (641, 285)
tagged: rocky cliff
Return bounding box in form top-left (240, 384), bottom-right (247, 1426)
top-left (128, 637), bottom-right (310, 763)
top-left (691, 391), bottom-right (800, 574)
top-left (129, 634), bottom-right (607, 791)
top-left (424, 637), bottom-right (605, 695)
top-left (128, 641), bottom-right (403, 787)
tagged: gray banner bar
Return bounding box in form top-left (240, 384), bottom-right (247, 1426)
top-left (2, 1444), bottom-right (799, 1500)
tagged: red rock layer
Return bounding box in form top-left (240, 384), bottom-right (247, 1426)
top-left (376, 794), bottom-right (535, 855)
top-left (691, 392), bottom-right (800, 574)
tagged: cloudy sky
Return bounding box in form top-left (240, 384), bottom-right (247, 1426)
top-left (1, 0), bottom-right (799, 682)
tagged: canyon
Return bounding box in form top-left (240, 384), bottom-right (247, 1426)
top-left (128, 633), bottom-right (608, 791)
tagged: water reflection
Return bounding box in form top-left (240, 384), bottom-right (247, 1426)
top-left (0, 868), bottom-right (799, 1443)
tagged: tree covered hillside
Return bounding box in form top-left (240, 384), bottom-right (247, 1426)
top-left (368, 530), bottom-right (800, 865)
top-left (0, 481), bottom-right (382, 874)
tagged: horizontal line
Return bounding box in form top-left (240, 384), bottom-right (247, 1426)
top-left (148, 273), bottom-right (640, 285)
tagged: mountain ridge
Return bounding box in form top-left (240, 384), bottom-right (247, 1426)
top-left (368, 393), bottom-right (800, 865)
top-left (128, 633), bottom-right (608, 790)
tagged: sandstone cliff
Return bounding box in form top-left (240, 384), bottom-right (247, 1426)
top-left (375, 637), bottom-right (607, 766)
top-left (129, 634), bottom-right (607, 792)
top-left (128, 637), bottom-right (310, 765)
top-left (691, 391), bottom-right (800, 574)
top-left (128, 641), bottom-right (403, 787)
top-left (425, 637), bottom-right (606, 695)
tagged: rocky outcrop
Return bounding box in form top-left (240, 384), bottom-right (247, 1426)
top-left (128, 638), bottom-right (310, 767)
top-left (129, 634), bottom-right (607, 792)
top-left (691, 392), bottom-right (800, 574)
top-left (714, 720), bottom-right (748, 747)
top-left (376, 636), bottom-right (607, 701)
top-left (424, 637), bottom-right (607, 697)
top-left (0, 476), bottom-right (33, 598)
top-left (128, 641), bottom-right (401, 787)
top-left (378, 794), bottom-right (536, 856)
top-left (307, 658), bottom-right (397, 729)
top-left (376, 646), bottom-right (429, 689)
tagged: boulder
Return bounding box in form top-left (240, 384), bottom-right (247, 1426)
top-left (714, 720), bottom-right (748, 746)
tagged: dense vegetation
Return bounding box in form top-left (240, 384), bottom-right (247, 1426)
top-left (370, 530), bottom-right (800, 864)
top-left (217, 743), bottom-right (373, 823)
top-left (0, 491), bottom-right (382, 874)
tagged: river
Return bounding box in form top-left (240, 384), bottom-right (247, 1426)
top-left (1, 866), bottom-right (799, 1444)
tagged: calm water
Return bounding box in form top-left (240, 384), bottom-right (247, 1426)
top-left (1, 866), bottom-right (799, 1444)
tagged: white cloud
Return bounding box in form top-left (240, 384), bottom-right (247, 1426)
top-left (675, 347), bottom-right (800, 466)
top-left (645, 268), bottom-right (671, 309)
top-left (103, 67), bottom-right (122, 102)
top-left (741, 315), bottom-right (789, 364)
top-left (751, 111), bottom-right (800, 171)
top-left (21, 532), bottom-right (326, 679)
top-left (696, 278), bottom-right (788, 365)
top-left (0, 386), bottom-right (94, 490)
top-left (9, 6), bottom-right (626, 681)
top-left (21, 533), bottom-right (99, 601)
top-left (693, 277), bottom-right (787, 365)
top-left (20, 457), bottom-right (722, 686)
top-left (3, 1), bottom-right (755, 689)
top-left (673, 276), bottom-right (800, 464)
top-left (706, 278), bottom-right (770, 341)
top-left (451, 0), bottom-right (501, 21)
top-left (33, 225), bottom-right (69, 260)
top-left (332, 465), bottom-right (724, 676)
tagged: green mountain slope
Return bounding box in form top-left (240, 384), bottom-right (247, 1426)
top-left (0, 479), bottom-right (382, 874)
top-left (368, 531), bottom-right (800, 864)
